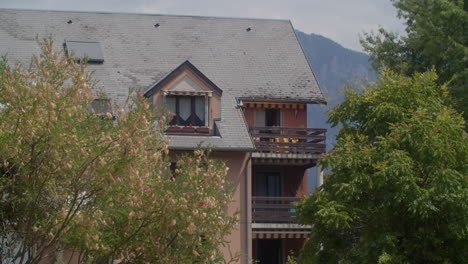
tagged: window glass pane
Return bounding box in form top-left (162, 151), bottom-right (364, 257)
top-left (266, 109), bottom-right (280, 126)
top-left (179, 97), bottom-right (191, 121)
top-left (254, 172), bottom-right (281, 197)
top-left (165, 96), bottom-right (176, 115)
top-left (65, 40), bottom-right (104, 63)
top-left (254, 173), bottom-right (268, 196)
top-left (255, 109), bottom-right (266, 126)
top-left (267, 175), bottom-right (281, 197)
top-left (91, 99), bottom-right (111, 114)
top-left (195, 96), bottom-right (205, 124)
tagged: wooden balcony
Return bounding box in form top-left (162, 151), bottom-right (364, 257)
top-left (249, 127), bottom-right (326, 155)
top-left (252, 196), bottom-right (301, 224)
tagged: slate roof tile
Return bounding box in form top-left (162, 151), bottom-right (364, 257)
top-left (0, 9), bottom-right (325, 151)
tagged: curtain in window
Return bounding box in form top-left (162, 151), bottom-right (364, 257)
top-left (195, 97), bottom-right (205, 123)
top-left (255, 109), bottom-right (266, 127)
top-left (179, 97), bottom-right (191, 121)
top-left (254, 172), bottom-right (281, 197)
top-left (165, 96), bottom-right (176, 115)
top-left (267, 175), bottom-right (281, 197)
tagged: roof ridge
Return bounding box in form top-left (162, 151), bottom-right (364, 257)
top-left (0, 8), bottom-right (291, 23)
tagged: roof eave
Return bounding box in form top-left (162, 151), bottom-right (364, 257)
top-left (238, 97), bottom-right (327, 105)
top-left (169, 146), bottom-right (254, 152)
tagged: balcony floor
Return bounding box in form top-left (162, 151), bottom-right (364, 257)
top-left (252, 223), bottom-right (311, 229)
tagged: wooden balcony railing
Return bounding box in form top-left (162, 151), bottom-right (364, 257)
top-left (249, 127), bottom-right (326, 155)
top-left (252, 196), bottom-right (301, 223)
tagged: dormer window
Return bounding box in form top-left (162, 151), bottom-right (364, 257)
top-left (166, 95), bottom-right (206, 126)
top-left (143, 60), bottom-right (222, 135)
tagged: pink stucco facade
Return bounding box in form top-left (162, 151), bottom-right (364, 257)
top-left (166, 103), bottom-right (315, 263)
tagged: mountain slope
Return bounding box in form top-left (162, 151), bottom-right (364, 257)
top-left (297, 31), bottom-right (374, 105)
top-left (295, 30), bottom-right (375, 189)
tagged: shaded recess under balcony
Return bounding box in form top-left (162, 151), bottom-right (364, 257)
top-left (249, 127), bottom-right (326, 166)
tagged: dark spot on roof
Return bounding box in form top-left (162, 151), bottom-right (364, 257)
top-left (246, 27), bottom-right (252, 32)
top-left (154, 23), bottom-right (160, 28)
top-left (67, 20), bottom-right (72, 24)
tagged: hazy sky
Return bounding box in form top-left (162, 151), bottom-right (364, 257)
top-left (0, 0), bottom-right (405, 52)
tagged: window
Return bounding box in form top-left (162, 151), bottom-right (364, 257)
top-left (255, 108), bottom-right (281, 135)
top-left (255, 109), bottom-right (280, 127)
top-left (89, 98), bottom-right (115, 120)
top-left (64, 40), bottom-right (104, 63)
top-left (254, 171), bottom-right (282, 197)
top-left (90, 99), bottom-right (112, 114)
top-left (166, 95), bottom-right (206, 126)
top-left (265, 109), bottom-right (280, 126)
top-left (169, 162), bottom-right (177, 173)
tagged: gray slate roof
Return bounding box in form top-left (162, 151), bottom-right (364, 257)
top-left (0, 9), bottom-right (324, 151)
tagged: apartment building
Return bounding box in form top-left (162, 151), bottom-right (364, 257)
top-left (0, 9), bottom-right (326, 263)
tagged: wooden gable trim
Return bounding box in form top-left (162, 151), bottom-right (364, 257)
top-left (143, 60), bottom-right (223, 98)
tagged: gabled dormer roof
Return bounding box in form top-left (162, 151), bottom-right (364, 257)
top-left (143, 60), bottom-right (223, 97)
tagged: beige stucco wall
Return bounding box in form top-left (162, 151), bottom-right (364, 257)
top-left (171, 151), bottom-right (251, 264)
top-left (41, 151), bottom-right (250, 264)
top-left (215, 152), bottom-right (251, 264)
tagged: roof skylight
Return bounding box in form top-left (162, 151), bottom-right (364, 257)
top-left (64, 40), bottom-right (104, 63)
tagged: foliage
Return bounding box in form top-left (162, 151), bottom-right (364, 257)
top-left (286, 252), bottom-right (299, 264)
top-left (297, 70), bottom-right (468, 263)
top-left (360, 0), bottom-right (468, 121)
top-left (0, 39), bottom-right (237, 263)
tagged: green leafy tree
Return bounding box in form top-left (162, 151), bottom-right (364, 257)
top-left (361, 0), bottom-right (467, 121)
top-left (0, 40), bottom-right (237, 264)
top-left (297, 70), bottom-right (467, 263)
